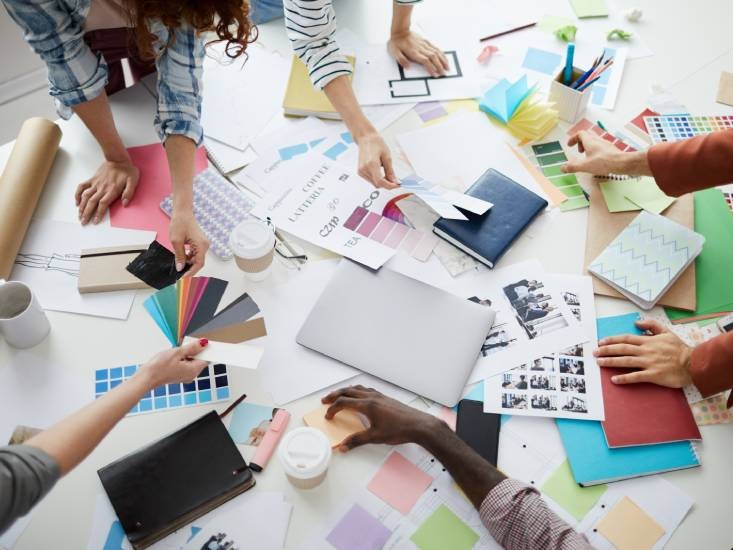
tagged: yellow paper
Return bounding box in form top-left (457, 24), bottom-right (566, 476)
top-left (283, 56), bottom-right (355, 118)
top-left (507, 94), bottom-right (559, 142)
top-left (303, 404), bottom-right (365, 446)
top-left (596, 497), bottom-right (665, 550)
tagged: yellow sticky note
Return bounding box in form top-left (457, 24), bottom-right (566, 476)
top-left (596, 497), bottom-right (665, 550)
top-left (303, 404), bottom-right (365, 447)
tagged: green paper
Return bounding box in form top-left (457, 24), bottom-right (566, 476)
top-left (410, 505), bottom-right (479, 550)
top-left (153, 284), bottom-right (179, 346)
top-left (532, 141), bottom-right (563, 155)
top-left (569, 0), bottom-right (609, 18)
top-left (666, 189), bottom-right (733, 320)
top-left (542, 164), bottom-right (565, 177)
top-left (550, 174), bottom-right (581, 187)
top-left (537, 151), bottom-right (568, 166)
top-left (607, 28), bottom-right (632, 40)
top-left (560, 195), bottom-right (590, 211)
top-left (562, 185), bottom-right (587, 198)
top-left (600, 180), bottom-right (640, 212)
top-left (538, 14), bottom-right (575, 33)
top-left (541, 460), bottom-right (607, 520)
top-left (624, 177), bottom-right (676, 214)
top-left (555, 25), bottom-right (578, 42)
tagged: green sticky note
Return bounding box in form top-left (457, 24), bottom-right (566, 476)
top-left (569, 0), bottom-right (609, 18)
top-left (153, 284), bottom-right (179, 346)
top-left (666, 189), bottom-right (733, 320)
top-left (538, 14), bottom-right (575, 33)
top-left (410, 505), bottom-right (479, 550)
top-left (542, 460), bottom-right (607, 520)
top-left (624, 177), bottom-right (676, 214)
top-left (599, 180), bottom-right (641, 212)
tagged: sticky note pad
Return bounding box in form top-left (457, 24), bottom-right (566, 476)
top-left (541, 460), bottom-right (607, 521)
top-left (596, 497), bottom-right (665, 550)
top-left (326, 504), bottom-right (392, 550)
top-left (368, 452), bottom-right (433, 515)
top-left (303, 404), bottom-right (365, 446)
top-left (624, 176), bottom-right (676, 214)
top-left (569, 0), bottom-right (609, 18)
top-left (410, 505), bottom-right (479, 550)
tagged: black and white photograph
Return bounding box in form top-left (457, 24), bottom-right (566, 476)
top-left (502, 393), bottom-right (528, 410)
top-left (560, 376), bottom-right (586, 394)
top-left (561, 395), bottom-right (588, 413)
top-left (200, 533), bottom-right (239, 550)
top-left (468, 296), bottom-right (519, 356)
top-left (501, 372), bottom-right (529, 390)
top-left (530, 375), bottom-right (556, 391)
top-left (529, 356), bottom-right (555, 371)
top-left (559, 357), bottom-right (585, 375)
top-left (560, 344), bottom-right (584, 358)
top-left (502, 279), bottom-right (569, 339)
top-left (531, 394), bottom-right (557, 411)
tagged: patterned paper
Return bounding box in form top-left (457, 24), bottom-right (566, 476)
top-left (691, 394), bottom-right (732, 426)
top-left (160, 168), bottom-right (256, 259)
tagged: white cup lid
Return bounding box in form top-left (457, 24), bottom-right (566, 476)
top-left (278, 427), bottom-right (331, 479)
top-left (229, 218), bottom-right (275, 259)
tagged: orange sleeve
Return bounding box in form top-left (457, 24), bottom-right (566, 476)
top-left (689, 331), bottom-right (733, 407)
top-left (647, 130), bottom-right (733, 196)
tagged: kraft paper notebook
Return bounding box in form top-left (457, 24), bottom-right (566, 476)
top-left (283, 56), bottom-right (355, 119)
top-left (584, 185), bottom-right (697, 311)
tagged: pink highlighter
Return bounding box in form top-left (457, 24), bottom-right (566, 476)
top-left (249, 409), bottom-right (291, 472)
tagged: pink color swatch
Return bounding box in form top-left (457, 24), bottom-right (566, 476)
top-left (368, 451), bottom-right (433, 515)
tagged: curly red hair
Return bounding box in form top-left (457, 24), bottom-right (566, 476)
top-left (125, 0), bottom-right (257, 60)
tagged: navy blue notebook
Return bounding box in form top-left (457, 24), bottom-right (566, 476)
top-left (433, 168), bottom-right (547, 268)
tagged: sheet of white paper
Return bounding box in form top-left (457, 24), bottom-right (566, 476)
top-left (86, 494), bottom-right (133, 550)
top-left (201, 43), bottom-right (289, 150)
top-left (10, 220), bottom-right (153, 319)
top-left (441, 189), bottom-right (493, 215)
top-left (248, 260), bottom-right (358, 405)
top-left (251, 156), bottom-right (396, 269)
top-left (484, 274), bottom-right (604, 420)
top-left (400, 175), bottom-right (469, 220)
top-left (0, 514), bottom-right (32, 549)
top-left (204, 136), bottom-right (258, 174)
top-left (181, 338), bottom-right (263, 369)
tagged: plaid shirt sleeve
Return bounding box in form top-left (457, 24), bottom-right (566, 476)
top-left (149, 21), bottom-right (204, 146)
top-left (284, 0), bottom-right (422, 90)
top-left (479, 479), bottom-right (593, 550)
top-left (1, 0), bottom-right (106, 117)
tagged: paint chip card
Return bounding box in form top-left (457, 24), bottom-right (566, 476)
top-left (367, 452), bottom-right (433, 515)
top-left (596, 496), bottom-right (665, 550)
top-left (303, 404), bottom-right (366, 446)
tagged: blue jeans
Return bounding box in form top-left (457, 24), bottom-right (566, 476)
top-left (250, 0), bottom-right (284, 24)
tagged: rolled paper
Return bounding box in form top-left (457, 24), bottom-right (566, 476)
top-left (0, 118), bottom-right (62, 279)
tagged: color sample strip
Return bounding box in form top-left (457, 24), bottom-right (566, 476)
top-left (94, 363), bottom-right (230, 415)
top-left (343, 206), bottom-right (437, 261)
top-left (528, 141), bottom-right (589, 210)
top-left (567, 118), bottom-right (638, 152)
top-left (644, 114), bottom-right (733, 144)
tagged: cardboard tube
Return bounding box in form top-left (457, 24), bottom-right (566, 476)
top-left (0, 118), bottom-right (62, 279)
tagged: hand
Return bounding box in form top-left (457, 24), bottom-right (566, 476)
top-left (75, 159), bottom-right (139, 224)
top-left (356, 132), bottom-right (399, 189)
top-left (388, 31), bottom-right (449, 77)
top-left (322, 385), bottom-right (443, 452)
top-left (169, 211), bottom-right (209, 276)
top-left (563, 131), bottom-right (625, 175)
top-left (138, 339), bottom-right (209, 388)
top-left (593, 319), bottom-right (693, 387)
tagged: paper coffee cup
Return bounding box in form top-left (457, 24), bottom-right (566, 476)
top-left (229, 218), bottom-right (275, 281)
top-left (278, 427), bottom-right (331, 489)
top-left (0, 280), bottom-right (50, 348)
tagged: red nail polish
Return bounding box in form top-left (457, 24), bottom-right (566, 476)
top-left (199, 338), bottom-right (209, 347)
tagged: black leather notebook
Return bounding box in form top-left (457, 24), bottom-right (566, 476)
top-left (98, 411), bottom-right (254, 549)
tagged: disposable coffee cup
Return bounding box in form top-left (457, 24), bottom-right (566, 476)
top-left (278, 427), bottom-right (331, 489)
top-left (229, 218), bottom-right (275, 282)
top-left (0, 279), bottom-right (50, 348)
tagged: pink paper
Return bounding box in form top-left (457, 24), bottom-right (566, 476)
top-left (109, 143), bottom-right (208, 250)
top-left (367, 451), bottom-right (433, 515)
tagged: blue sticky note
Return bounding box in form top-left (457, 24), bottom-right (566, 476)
top-left (522, 47), bottom-right (563, 75)
top-left (480, 76), bottom-right (534, 124)
top-left (596, 312), bottom-right (643, 340)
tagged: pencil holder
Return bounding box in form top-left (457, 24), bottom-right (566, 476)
top-left (549, 67), bottom-right (592, 123)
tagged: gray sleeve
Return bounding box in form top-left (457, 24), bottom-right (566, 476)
top-left (0, 445), bottom-right (61, 535)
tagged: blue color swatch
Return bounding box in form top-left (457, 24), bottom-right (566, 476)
top-left (522, 48), bottom-right (563, 75)
top-left (94, 363), bottom-right (231, 416)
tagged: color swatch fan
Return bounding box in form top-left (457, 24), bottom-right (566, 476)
top-left (480, 75), bottom-right (559, 141)
top-left (143, 277), bottom-right (267, 346)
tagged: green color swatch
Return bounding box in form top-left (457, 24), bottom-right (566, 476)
top-left (542, 164), bottom-right (565, 177)
top-left (529, 141), bottom-right (590, 211)
top-left (410, 505), bottom-right (479, 550)
top-left (154, 284), bottom-right (179, 345)
top-left (531, 141), bottom-right (563, 156)
top-left (569, 0), bottom-right (609, 18)
top-left (537, 151), bottom-right (568, 166)
top-left (541, 460), bottom-right (608, 520)
top-left (666, 189), bottom-right (733, 320)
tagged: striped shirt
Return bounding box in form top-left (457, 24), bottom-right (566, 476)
top-left (480, 479), bottom-right (593, 550)
top-left (283, 0), bottom-right (422, 89)
top-left (2, 0), bottom-right (205, 145)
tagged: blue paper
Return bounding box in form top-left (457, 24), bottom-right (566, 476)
top-left (596, 312), bottom-right (643, 340)
top-left (143, 297), bottom-right (176, 346)
top-left (522, 47), bottom-right (563, 75)
top-left (479, 75), bottom-right (534, 124)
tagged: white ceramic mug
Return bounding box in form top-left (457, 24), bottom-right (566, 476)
top-left (0, 279), bottom-right (50, 348)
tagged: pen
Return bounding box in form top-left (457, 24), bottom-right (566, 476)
top-left (577, 76), bottom-right (601, 92)
top-left (249, 409), bottom-right (291, 472)
top-left (563, 43), bottom-right (575, 85)
top-left (479, 22), bottom-right (536, 42)
top-left (220, 393), bottom-right (247, 419)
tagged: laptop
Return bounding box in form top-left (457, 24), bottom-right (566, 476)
top-left (296, 260), bottom-right (496, 406)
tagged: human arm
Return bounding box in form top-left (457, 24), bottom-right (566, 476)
top-left (595, 319), bottom-right (733, 406)
top-left (321, 386), bottom-right (590, 549)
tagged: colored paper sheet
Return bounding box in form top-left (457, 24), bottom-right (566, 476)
top-left (597, 312), bottom-right (641, 340)
top-left (143, 297), bottom-right (176, 346)
top-left (538, 14), bottom-right (575, 33)
top-left (192, 317), bottom-right (267, 344)
top-left (541, 460), bottom-right (607, 521)
top-left (190, 293), bottom-right (260, 335)
top-left (480, 75), bottom-right (534, 123)
top-left (569, 0), bottom-right (609, 18)
top-left (227, 401), bottom-right (279, 445)
top-left (410, 504), bottom-right (479, 550)
top-left (154, 284), bottom-right (179, 345)
top-left (181, 277), bottom-right (207, 336)
top-left (185, 278), bottom-right (228, 335)
top-left (368, 452), bottom-right (433, 515)
top-left (303, 404), bottom-right (365, 446)
top-left (326, 504), bottom-right (392, 550)
top-left (522, 48), bottom-right (563, 75)
top-left (667, 189), bottom-right (733, 320)
top-left (691, 393), bottom-right (733, 426)
top-left (596, 497), bottom-right (665, 550)
top-left (599, 180), bottom-right (640, 212)
top-left (624, 177), bottom-right (675, 214)
top-left (109, 144), bottom-right (208, 250)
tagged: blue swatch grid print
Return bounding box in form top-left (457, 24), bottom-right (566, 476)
top-left (95, 363), bottom-right (231, 415)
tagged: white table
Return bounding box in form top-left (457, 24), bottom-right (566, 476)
top-left (1, 1), bottom-right (732, 548)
